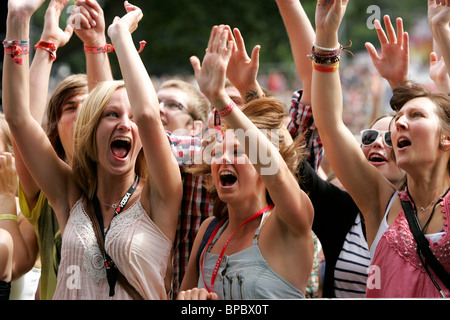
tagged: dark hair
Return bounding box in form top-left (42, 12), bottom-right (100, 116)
top-left (390, 82), bottom-right (450, 134)
top-left (46, 74), bottom-right (88, 161)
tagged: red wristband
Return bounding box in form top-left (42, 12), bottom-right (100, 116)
top-left (3, 40), bottom-right (30, 65)
top-left (83, 41), bottom-right (147, 54)
top-left (217, 100), bottom-right (235, 118)
top-left (84, 43), bottom-right (114, 53)
top-left (34, 40), bottom-right (57, 61)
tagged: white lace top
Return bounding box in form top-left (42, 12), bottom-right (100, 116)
top-left (53, 197), bottom-right (172, 300)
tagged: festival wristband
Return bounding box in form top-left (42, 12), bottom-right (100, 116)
top-left (312, 61), bottom-right (339, 73)
top-left (84, 40), bottom-right (147, 54)
top-left (3, 40), bottom-right (30, 65)
top-left (0, 214), bottom-right (18, 222)
top-left (34, 40), bottom-right (57, 61)
top-left (217, 100), bottom-right (236, 118)
top-left (84, 43), bottom-right (114, 53)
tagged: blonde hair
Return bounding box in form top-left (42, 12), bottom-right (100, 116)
top-left (71, 81), bottom-right (147, 199)
top-left (188, 97), bottom-right (305, 219)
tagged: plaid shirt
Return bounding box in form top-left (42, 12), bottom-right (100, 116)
top-left (287, 89), bottom-right (323, 171)
top-left (166, 132), bottom-right (214, 298)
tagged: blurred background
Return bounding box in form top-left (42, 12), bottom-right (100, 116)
top-left (0, 0), bottom-right (436, 133)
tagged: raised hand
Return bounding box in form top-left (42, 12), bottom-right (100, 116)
top-left (40, 0), bottom-right (73, 48)
top-left (365, 15), bottom-right (409, 89)
top-left (226, 28), bottom-right (262, 101)
top-left (430, 51), bottom-right (450, 93)
top-left (107, 1), bottom-right (143, 38)
top-left (428, 0), bottom-right (450, 29)
top-left (7, 0), bottom-right (45, 18)
top-left (70, 0), bottom-right (106, 47)
top-left (190, 25), bottom-right (234, 108)
top-left (314, 0), bottom-right (349, 46)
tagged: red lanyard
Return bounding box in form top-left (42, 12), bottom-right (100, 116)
top-left (200, 204), bottom-right (274, 293)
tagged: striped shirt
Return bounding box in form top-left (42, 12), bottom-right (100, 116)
top-left (334, 214), bottom-right (371, 298)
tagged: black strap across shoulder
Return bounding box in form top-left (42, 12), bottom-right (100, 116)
top-left (401, 199), bottom-right (450, 296)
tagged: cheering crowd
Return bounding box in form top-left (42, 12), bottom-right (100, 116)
top-left (0, 0), bottom-right (449, 300)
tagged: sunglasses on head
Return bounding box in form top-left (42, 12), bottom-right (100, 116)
top-left (360, 129), bottom-right (392, 147)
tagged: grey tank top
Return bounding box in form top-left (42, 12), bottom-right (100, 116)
top-left (198, 212), bottom-right (305, 299)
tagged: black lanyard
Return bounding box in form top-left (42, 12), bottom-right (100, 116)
top-left (93, 174), bottom-right (140, 297)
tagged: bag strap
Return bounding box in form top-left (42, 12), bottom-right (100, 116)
top-left (401, 199), bottom-right (450, 295)
top-left (195, 217), bottom-right (221, 271)
top-left (86, 197), bottom-right (144, 300)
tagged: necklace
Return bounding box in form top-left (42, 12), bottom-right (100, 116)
top-left (97, 197), bottom-right (119, 210)
top-left (418, 188), bottom-right (449, 211)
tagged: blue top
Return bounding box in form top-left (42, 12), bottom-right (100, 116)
top-left (198, 212), bottom-right (305, 299)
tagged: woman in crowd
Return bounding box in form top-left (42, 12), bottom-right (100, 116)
top-left (3, 0), bottom-right (182, 300)
top-left (177, 25), bottom-right (314, 300)
top-left (311, 0), bottom-right (450, 297)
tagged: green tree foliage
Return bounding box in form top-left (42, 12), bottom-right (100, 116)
top-left (28, 0), bottom-right (428, 78)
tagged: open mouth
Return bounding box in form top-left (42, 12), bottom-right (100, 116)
top-left (369, 153), bottom-right (387, 164)
top-left (111, 137), bottom-right (131, 159)
top-left (219, 171), bottom-right (237, 187)
top-left (397, 137), bottom-right (411, 149)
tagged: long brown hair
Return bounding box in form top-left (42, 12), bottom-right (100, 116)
top-left (46, 74), bottom-right (88, 161)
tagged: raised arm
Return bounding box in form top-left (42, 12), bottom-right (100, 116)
top-left (3, 0), bottom-right (74, 233)
top-left (191, 25), bottom-right (313, 236)
top-left (365, 15), bottom-right (409, 90)
top-left (428, 0), bottom-right (450, 77)
top-left (15, 0), bottom-right (73, 211)
top-left (276, 0), bottom-right (315, 106)
top-left (71, 0), bottom-right (113, 90)
top-left (311, 0), bottom-right (394, 246)
top-left (107, 1), bottom-right (182, 239)
top-left (0, 153), bottom-right (38, 280)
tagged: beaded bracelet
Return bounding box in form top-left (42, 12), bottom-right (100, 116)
top-left (308, 53), bottom-right (341, 65)
top-left (312, 41), bottom-right (341, 52)
top-left (217, 100), bottom-right (236, 118)
top-left (0, 214), bottom-right (18, 222)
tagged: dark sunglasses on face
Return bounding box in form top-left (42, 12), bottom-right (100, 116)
top-left (360, 129), bottom-right (392, 147)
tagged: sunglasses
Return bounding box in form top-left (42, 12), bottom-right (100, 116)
top-left (360, 129), bottom-right (392, 147)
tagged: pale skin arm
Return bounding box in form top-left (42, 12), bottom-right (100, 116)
top-left (275, 0), bottom-right (315, 106)
top-left (0, 153), bottom-right (38, 280)
top-left (71, 0), bottom-right (114, 90)
top-left (311, 0), bottom-right (395, 246)
top-left (191, 25), bottom-right (313, 239)
top-left (428, 0), bottom-right (450, 77)
top-left (177, 216), bottom-right (219, 300)
top-left (107, 1), bottom-right (182, 241)
top-left (15, 0), bottom-right (73, 212)
top-left (3, 0), bottom-right (75, 234)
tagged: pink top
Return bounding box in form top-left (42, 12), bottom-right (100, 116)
top-left (367, 190), bottom-right (450, 298)
top-left (53, 197), bottom-right (172, 300)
